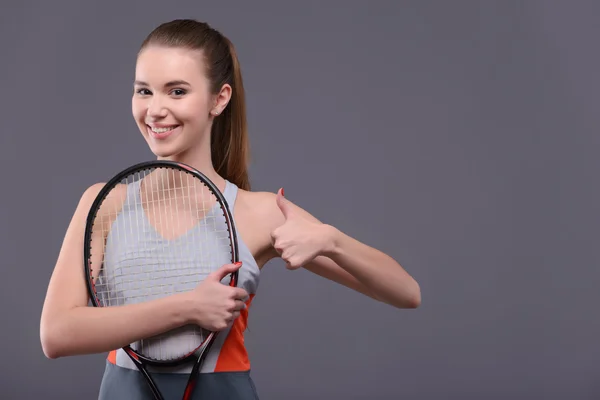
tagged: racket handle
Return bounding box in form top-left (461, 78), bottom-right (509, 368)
top-left (124, 347), bottom-right (164, 400)
top-left (182, 332), bottom-right (218, 400)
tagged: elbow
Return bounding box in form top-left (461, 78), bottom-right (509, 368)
top-left (40, 327), bottom-right (62, 359)
top-left (408, 281), bottom-right (422, 308)
top-left (40, 318), bottom-right (69, 359)
top-left (404, 280), bottom-right (421, 308)
top-left (392, 280), bottom-right (422, 309)
top-left (41, 344), bottom-right (61, 360)
top-left (40, 333), bottom-right (60, 359)
top-left (405, 289), bottom-right (421, 309)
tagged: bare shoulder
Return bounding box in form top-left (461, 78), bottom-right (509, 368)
top-left (54, 181), bottom-right (111, 265)
top-left (77, 182), bottom-right (129, 212)
top-left (237, 189), bottom-right (319, 223)
top-left (67, 182), bottom-right (110, 227)
top-left (236, 190), bottom-right (283, 227)
top-left (81, 182), bottom-right (106, 206)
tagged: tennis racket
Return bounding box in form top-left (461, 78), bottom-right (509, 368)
top-left (83, 160), bottom-right (240, 400)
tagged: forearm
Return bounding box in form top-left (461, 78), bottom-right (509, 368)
top-left (324, 225), bottom-right (421, 309)
top-left (41, 293), bottom-right (191, 359)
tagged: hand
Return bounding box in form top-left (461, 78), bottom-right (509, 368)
top-left (270, 188), bottom-right (336, 270)
top-left (186, 262), bottom-right (249, 331)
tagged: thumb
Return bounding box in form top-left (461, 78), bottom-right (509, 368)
top-left (276, 187), bottom-right (292, 219)
top-left (208, 261), bottom-right (242, 281)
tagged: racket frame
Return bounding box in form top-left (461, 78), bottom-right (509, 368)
top-left (83, 160), bottom-right (240, 400)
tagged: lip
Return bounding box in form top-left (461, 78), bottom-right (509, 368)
top-left (146, 124), bottom-right (180, 140)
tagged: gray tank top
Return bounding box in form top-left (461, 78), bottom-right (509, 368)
top-left (97, 179), bottom-right (262, 399)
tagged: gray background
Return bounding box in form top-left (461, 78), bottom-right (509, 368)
top-left (1, 0), bottom-right (599, 399)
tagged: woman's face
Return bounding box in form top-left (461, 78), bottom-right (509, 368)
top-left (132, 45), bottom-right (217, 160)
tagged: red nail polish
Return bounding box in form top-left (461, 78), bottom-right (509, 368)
top-left (235, 261), bottom-right (242, 266)
top-left (281, 187), bottom-right (285, 196)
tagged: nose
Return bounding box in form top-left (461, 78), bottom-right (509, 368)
top-left (146, 96), bottom-right (168, 119)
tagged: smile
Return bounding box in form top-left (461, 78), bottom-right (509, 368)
top-left (147, 125), bottom-right (180, 140)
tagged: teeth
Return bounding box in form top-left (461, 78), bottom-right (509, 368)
top-left (150, 126), bottom-right (176, 133)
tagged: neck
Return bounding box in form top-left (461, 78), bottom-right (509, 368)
top-left (156, 134), bottom-right (226, 193)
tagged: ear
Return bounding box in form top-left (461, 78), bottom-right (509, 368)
top-left (211, 83), bottom-right (232, 116)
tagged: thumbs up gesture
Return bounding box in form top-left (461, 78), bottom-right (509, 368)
top-left (270, 188), bottom-right (336, 270)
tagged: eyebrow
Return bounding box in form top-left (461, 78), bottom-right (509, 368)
top-left (134, 80), bottom-right (191, 87)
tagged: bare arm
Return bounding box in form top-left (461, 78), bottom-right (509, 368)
top-left (260, 191), bottom-right (421, 309)
top-left (39, 183), bottom-right (194, 359)
top-left (309, 226), bottom-right (421, 309)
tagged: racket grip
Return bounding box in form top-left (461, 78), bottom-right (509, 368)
top-left (182, 332), bottom-right (218, 400)
top-left (124, 347), bottom-right (164, 400)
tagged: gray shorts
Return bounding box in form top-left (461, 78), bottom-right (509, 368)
top-left (98, 361), bottom-right (260, 400)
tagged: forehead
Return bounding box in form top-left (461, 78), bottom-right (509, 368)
top-left (135, 46), bottom-right (206, 84)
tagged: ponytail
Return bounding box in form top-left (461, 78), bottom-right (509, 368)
top-left (210, 37), bottom-right (251, 191)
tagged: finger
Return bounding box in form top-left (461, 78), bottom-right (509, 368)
top-left (270, 229), bottom-right (279, 246)
top-left (226, 299), bottom-right (244, 312)
top-left (233, 299), bottom-right (246, 311)
top-left (273, 242), bottom-right (283, 255)
top-left (207, 261), bottom-right (243, 281)
top-left (280, 249), bottom-right (293, 262)
top-left (232, 287), bottom-right (249, 300)
top-left (276, 187), bottom-right (292, 219)
top-left (287, 256), bottom-right (303, 269)
top-left (285, 256), bottom-right (302, 270)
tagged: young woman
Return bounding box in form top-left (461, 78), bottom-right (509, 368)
top-left (40, 19), bottom-right (421, 399)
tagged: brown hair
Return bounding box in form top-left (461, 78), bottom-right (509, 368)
top-left (139, 19), bottom-right (251, 190)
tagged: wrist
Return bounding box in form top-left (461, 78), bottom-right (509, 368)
top-left (174, 291), bottom-right (196, 325)
top-left (322, 224), bottom-right (343, 258)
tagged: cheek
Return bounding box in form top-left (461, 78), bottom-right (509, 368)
top-left (131, 98), bottom-right (146, 122)
top-left (177, 98), bottom-right (210, 125)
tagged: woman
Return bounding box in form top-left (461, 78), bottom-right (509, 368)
top-left (40, 19), bottom-right (421, 399)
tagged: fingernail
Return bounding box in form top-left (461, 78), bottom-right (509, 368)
top-left (234, 261), bottom-right (242, 266)
top-left (281, 187), bottom-right (285, 196)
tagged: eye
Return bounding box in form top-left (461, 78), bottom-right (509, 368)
top-left (171, 88), bottom-right (187, 97)
top-left (135, 88), bottom-right (152, 96)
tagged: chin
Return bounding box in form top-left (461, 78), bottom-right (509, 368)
top-left (150, 148), bottom-right (181, 160)
top-left (145, 141), bottom-right (178, 159)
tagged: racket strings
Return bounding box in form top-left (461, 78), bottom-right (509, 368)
top-left (88, 167), bottom-right (234, 362)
